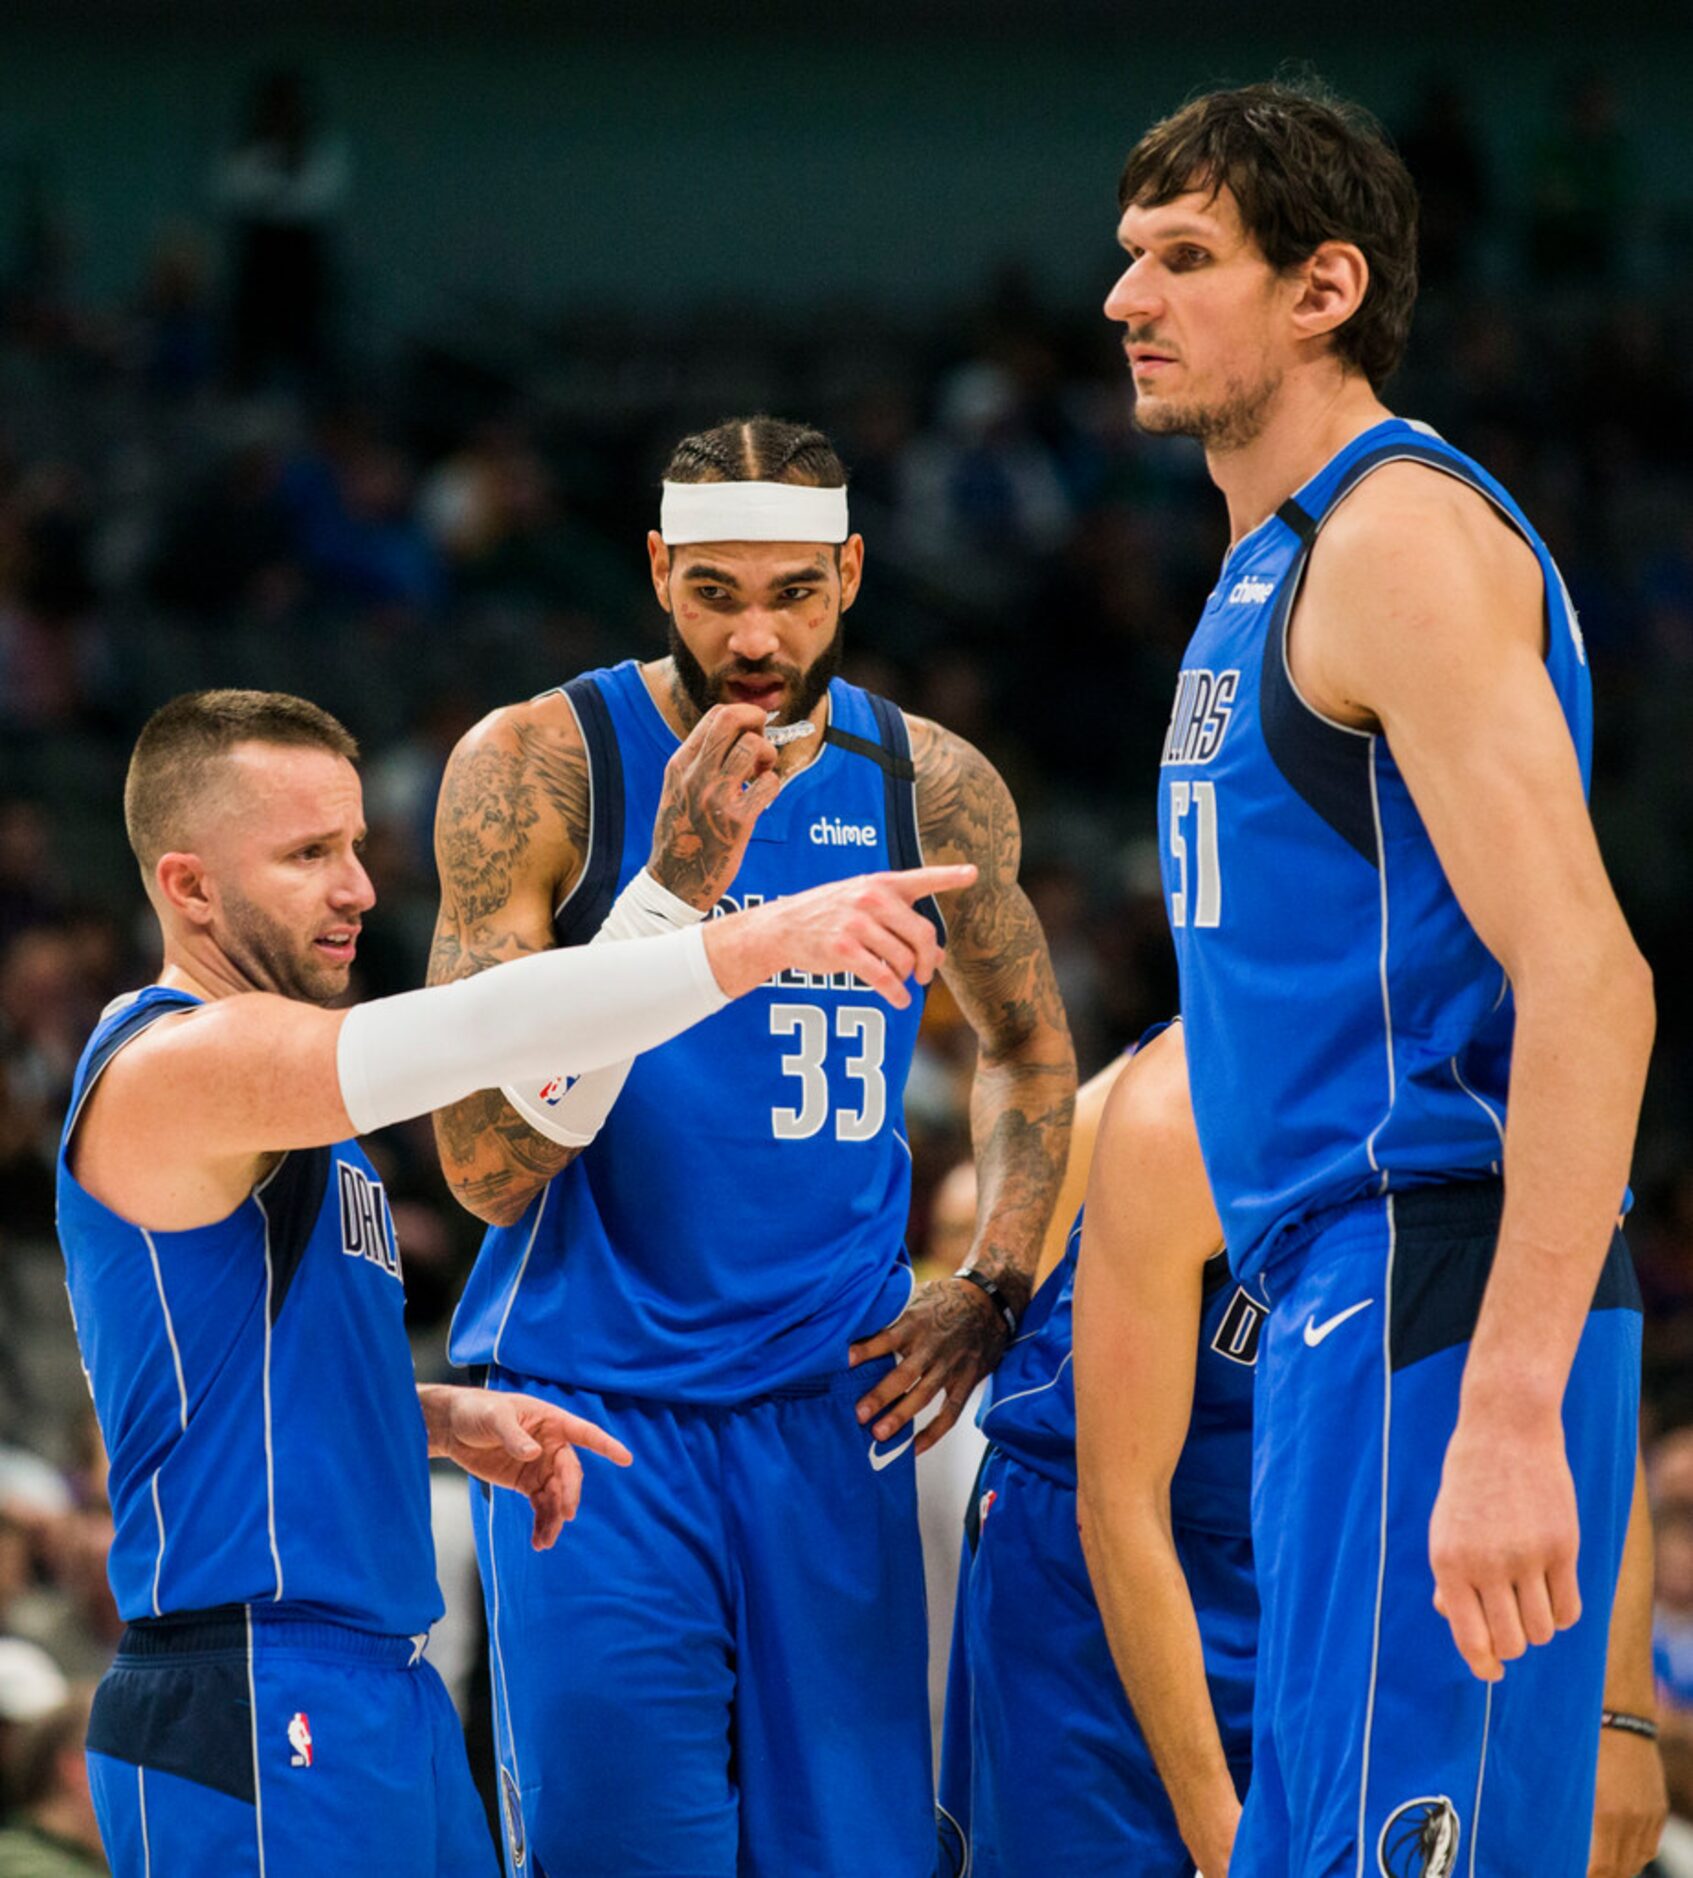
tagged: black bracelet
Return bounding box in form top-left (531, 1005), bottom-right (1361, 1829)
top-left (953, 1268), bottom-right (1020, 1339)
top-left (1600, 1709), bottom-right (1659, 1742)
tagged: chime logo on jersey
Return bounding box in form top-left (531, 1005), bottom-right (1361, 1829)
top-left (1161, 668), bottom-right (1240, 767)
top-left (337, 1162), bottom-right (400, 1278)
top-left (1227, 574), bottom-right (1275, 605)
top-left (1378, 1796), bottom-right (1460, 1878)
top-left (287, 1712), bottom-right (313, 1768)
top-left (1210, 1287), bottom-right (1268, 1368)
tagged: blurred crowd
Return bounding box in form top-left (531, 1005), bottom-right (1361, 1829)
top-left (1, 59), bottom-right (1692, 1864)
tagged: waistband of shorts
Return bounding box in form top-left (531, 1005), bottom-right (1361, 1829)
top-left (115, 1604), bottom-right (431, 1667)
top-left (1264, 1176), bottom-right (1507, 1274)
top-left (490, 1354), bottom-right (892, 1414)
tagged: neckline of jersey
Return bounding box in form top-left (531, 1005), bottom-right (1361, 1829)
top-left (1216, 414), bottom-right (1421, 580)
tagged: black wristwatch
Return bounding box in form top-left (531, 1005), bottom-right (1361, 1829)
top-left (953, 1267), bottom-right (1021, 1340)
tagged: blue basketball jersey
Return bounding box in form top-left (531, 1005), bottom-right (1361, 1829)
top-left (1159, 418), bottom-right (1592, 1281)
top-left (978, 1207), bottom-right (1264, 1536)
top-left (450, 662), bottom-right (941, 1402)
top-left (57, 986), bottom-right (442, 1634)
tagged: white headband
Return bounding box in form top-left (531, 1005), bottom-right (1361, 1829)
top-left (660, 480), bottom-right (849, 545)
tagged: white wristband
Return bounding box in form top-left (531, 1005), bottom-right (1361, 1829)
top-left (335, 924), bottom-right (725, 1137)
top-left (500, 871), bottom-right (708, 1147)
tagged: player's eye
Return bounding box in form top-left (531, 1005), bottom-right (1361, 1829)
top-left (1171, 245), bottom-right (1211, 270)
top-left (694, 585), bottom-right (729, 603)
top-left (295, 844), bottom-right (326, 861)
top-left (779, 587), bottom-right (815, 604)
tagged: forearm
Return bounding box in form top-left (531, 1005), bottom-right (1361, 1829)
top-left (1079, 1493), bottom-right (1239, 1867)
top-left (341, 927), bottom-right (726, 1139)
top-left (964, 1041), bottom-right (1076, 1311)
top-left (1462, 953), bottom-right (1652, 1419)
top-left (417, 1383), bottom-right (456, 1457)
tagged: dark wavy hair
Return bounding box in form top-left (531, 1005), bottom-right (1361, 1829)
top-left (1119, 78), bottom-right (1419, 390)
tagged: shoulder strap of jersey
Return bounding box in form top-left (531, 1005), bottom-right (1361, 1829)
top-left (552, 673), bottom-right (627, 947)
top-left (64, 989), bottom-right (203, 1149)
top-left (827, 693), bottom-right (945, 945)
top-left (1261, 436), bottom-right (1542, 869)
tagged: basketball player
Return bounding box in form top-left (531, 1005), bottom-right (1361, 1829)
top-left (1110, 82), bottom-right (1653, 1873)
top-left (939, 1022), bottom-right (1259, 1878)
top-left (429, 417), bottom-right (1076, 1877)
top-left (947, 1027), bottom-right (1664, 1878)
top-left (60, 688), bottom-right (967, 1876)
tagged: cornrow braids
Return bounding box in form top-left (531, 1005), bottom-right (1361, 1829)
top-left (664, 415), bottom-right (847, 488)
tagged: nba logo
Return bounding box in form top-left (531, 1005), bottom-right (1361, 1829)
top-left (538, 1073), bottom-right (576, 1107)
top-left (978, 1488), bottom-right (997, 1529)
top-left (287, 1713), bottom-right (313, 1768)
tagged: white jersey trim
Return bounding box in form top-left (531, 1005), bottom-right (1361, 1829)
top-left (137, 1764), bottom-right (152, 1877)
top-left (492, 1184), bottom-right (550, 1370)
top-left (245, 1606), bottom-right (268, 1877)
top-left (251, 1162), bottom-right (288, 1603)
top-left (1354, 1196), bottom-right (1396, 1878)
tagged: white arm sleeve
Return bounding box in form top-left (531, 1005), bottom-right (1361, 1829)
top-left (499, 869), bottom-right (707, 1149)
top-left (335, 924), bottom-right (725, 1137)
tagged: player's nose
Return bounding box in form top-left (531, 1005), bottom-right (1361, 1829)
top-left (726, 611), bottom-right (782, 661)
top-left (336, 851), bottom-right (377, 915)
top-left (1104, 259), bottom-right (1159, 326)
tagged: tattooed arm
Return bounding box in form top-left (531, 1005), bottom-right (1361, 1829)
top-left (428, 697), bottom-right (591, 1226)
top-left (850, 717), bottom-right (1076, 1451)
top-left (430, 693), bottom-right (788, 1226)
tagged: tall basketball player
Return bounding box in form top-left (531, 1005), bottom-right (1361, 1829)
top-left (1110, 82), bottom-right (1654, 1874)
top-left (61, 687), bottom-right (962, 1876)
top-left (430, 417), bottom-right (1076, 1877)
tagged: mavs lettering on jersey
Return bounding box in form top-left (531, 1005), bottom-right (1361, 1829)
top-left (450, 662), bottom-right (943, 1402)
top-left (1159, 418), bottom-right (1594, 1281)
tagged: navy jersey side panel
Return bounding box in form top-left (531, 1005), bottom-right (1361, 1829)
top-left (977, 1207), bottom-right (1262, 1538)
top-left (57, 987), bottom-right (440, 1631)
top-left (1159, 419), bottom-right (1593, 1281)
top-left (450, 663), bottom-right (929, 1401)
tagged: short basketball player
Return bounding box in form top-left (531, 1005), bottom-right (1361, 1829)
top-left (1111, 82), bottom-right (1653, 1872)
top-left (430, 417), bottom-right (1076, 1877)
top-left (62, 687), bottom-right (965, 1876)
top-left (939, 1022), bottom-right (1259, 1877)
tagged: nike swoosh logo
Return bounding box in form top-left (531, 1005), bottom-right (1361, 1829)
top-left (1302, 1299), bottom-right (1374, 1347)
top-left (869, 1429), bottom-right (917, 1472)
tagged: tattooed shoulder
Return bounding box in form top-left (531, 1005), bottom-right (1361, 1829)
top-left (431, 695), bottom-right (590, 966)
top-left (908, 714), bottom-right (1021, 890)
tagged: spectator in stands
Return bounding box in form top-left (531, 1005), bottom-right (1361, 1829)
top-left (0, 1690), bottom-right (106, 1874)
top-left (1651, 1427), bottom-right (1693, 1820)
top-left (216, 68), bottom-right (348, 391)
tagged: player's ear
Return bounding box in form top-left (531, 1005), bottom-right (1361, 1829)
top-left (155, 851), bottom-right (214, 927)
top-left (837, 534), bottom-right (865, 613)
top-left (1292, 240), bottom-right (1369, 345)
top-left (646, 531), bottom-right (673, 612)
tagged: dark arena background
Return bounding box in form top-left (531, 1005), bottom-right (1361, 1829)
top-left (2, 0), bottom-right (1692, 1864)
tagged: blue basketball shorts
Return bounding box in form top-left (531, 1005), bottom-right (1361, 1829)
top-left (476, 1361), bottom-right (934, 1878)
top-left (937, 1446), bottom-right (1254, 1878)
top-left (86, 1605), bottom-right (496, 1877)
top-left (1233, 1183), bottom-right (1641, 1878)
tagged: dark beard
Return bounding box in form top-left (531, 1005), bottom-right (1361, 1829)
top-left (1133, 368), bottom-right (1281, 453)
top-left (666, 618), bottom-right (844, 727)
